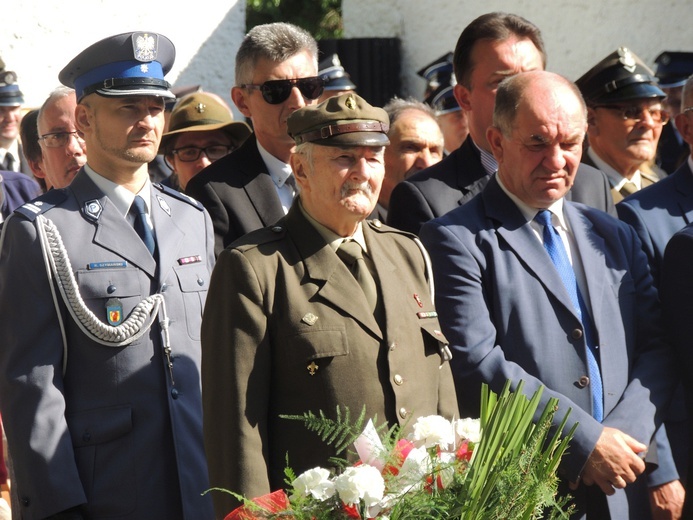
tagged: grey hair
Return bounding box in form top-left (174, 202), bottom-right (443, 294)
top-left (493, 72), bottom-right (586, 137)
top-left (37, 86), bottom-right (76, 127)
top-left (382, 96), bottom-right (437, 129)
top-left (682, 74), bottom-right (693, 112)
top-left (235, 23), bottom-right (319, 85)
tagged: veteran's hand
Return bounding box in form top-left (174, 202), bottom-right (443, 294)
top-left (649, 479), bottom-right (685, 520)
top-left (579, 427), bottom-right (647, 495)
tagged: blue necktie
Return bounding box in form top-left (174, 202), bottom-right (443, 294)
top-left (535, 210), bottom-right (603, 422)
top-left (130, 195), bottom-right (156, 256)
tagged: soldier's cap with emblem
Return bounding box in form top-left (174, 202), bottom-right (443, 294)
top-left (318, 53), bottom-right (357, 92)
top-left (654, 51), bottom-right (693, 89)
top-left (0, 57), bottom-right (24, 107)
top-left (59, 31), bottom-right (176, 102)
top-left (159, 92), bottom-right (252, 153)
top-left (576, 47), bottom-right (665, 105)
top-left (287, 92), bottom-right (389, 147)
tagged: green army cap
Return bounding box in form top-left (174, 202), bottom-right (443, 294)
top-left (287, 92), bottom-right (390, 147)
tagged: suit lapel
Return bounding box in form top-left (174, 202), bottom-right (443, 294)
top-left (150, 191), bottom-right (185, 284)
top-left (241, 138), bottom-right (288, 227)
top-left (286, 206), bottom-right (382, 339)
top-left (483, 177), bottom-right (580, 319)
top-left (71, 172), bottom-right (157, 277)
top-left (674, 163), bottom-right (693, 225)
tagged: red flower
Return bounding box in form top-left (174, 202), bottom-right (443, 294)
top-left (224, 489), bottom-right (290, 520)
top-left (382, 439), bottom-right (416, 477)
top-left (456, 441), bottom-right (473, 462)
top-left (343, 503), bottom-right (361, 518)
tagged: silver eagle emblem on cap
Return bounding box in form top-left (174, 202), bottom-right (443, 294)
top-left (617, 47), bottom-right (636, 73)
top-left (133, 33), bottom-right (158, 62)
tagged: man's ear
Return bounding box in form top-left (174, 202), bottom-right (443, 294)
top-left (231, 87), bottom-right (252, 119)
top-left (290, 153), bottom-right (309, 190)
top-left (586, 107), bottom-right (599, 135)
top-left (74, 103), bottom-right (91, 134)
top-left (676, 112), bottom-right (693, 145)
top-left (454, 83), bottom-right (472, 112)
top-left (487, 126), bottom-right (505, 163)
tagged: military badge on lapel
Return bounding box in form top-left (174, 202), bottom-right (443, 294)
top-left (106, 298), bottom-right (124, 326)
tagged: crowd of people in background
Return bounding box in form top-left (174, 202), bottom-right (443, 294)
top-left (0, 10), bottom-right (691, 520)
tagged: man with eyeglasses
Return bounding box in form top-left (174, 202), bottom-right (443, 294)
top-left (22, 87), bottom-right (87, 191)
top-left (186, 22), bottom-right (323, 256)
top-left (577, 47), bottom-right (669, 205)
top-left (0, 32), bottom-right (215, 519)
top-left (577, 47), bottom-right (686, 518)
top-left (160, 91), bottom-right (251, 191)
top-left (618, 75), bottom-right (693, 517)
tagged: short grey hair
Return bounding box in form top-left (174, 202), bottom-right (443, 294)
top-left (37, 86), bottom-right (76, 128)
top-left (235, 23), bottom-right (319, 85)
top-left (493, 72), bottom-right (586, 137)
top-left (382, 96), bottom-right (437, 130)
top-left (682, 74), bottom-right (693, 112)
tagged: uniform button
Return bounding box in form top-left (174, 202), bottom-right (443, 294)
top-left (21, 497), bottom-right (29, 506)
top-left (399, 407), bottom-right (408, 419)
top-left (394, 374), bottom-right (403, 385)
top-left (82, 431), bottom-right (91, 442)
top-left (373, 219), bottom-right (382, 228)
top-left (171, 388), bottom-right (179, 399)
top-left (578, 376), bottom-right (590, 388)
top-left (389, 342), bottom-right (397, 352)
top-left (197, 278), bottom-right (204, 286)
top-left (571, 328), bottom-right (583, 340)
top-left (271, 226), bottom-right (283, 233)
top-left (160, 283), bottom-right (168, 292)
top-left (107, 285), bottom-right (116, 294)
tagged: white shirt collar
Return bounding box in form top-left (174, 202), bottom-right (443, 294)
top-left (496, 173), bottom-right (567, 229)
top-left (256, 139), bottom-right (293, 187)
top-left (83, 164), bottom-right (152, 218)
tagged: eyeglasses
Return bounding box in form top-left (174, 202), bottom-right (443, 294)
top-left (38, 131), bottom-right (85, 148)
top-left (240, 76), bottom-right (325, 104)
top-left (683, 106), bottom-right (693, 115)
top-left (594, 104), bottom-right (670, 124)
top-left (172, 145), bottom-right (232, 162)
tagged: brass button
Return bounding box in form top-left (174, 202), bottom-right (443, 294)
top-left (394, 374), bottom-right (403, 385)
top-left (578, 376), bottom-right (590, 388)
top-left (399, 407), bottom-right (408, 419)
top-left (571, 328), bottom-right (583, 340)
top-left (389, 342), bottom-right (397, 352)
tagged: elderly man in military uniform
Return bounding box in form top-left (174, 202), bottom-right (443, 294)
top-left (0, 32), bottom-right (214, 520)
top-left (202, 92), bottom-right (458, 518)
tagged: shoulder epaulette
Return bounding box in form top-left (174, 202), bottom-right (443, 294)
top-left (366, 218), bottom-right (417, 239)
top-left (13, 189), bottom-right (69, 221)
top-left (233, 223), bottom-right (288, 251)
top-left (153, 183), bottom-right (204, 211)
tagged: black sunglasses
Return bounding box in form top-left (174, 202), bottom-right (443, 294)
top-left (240, 76), bottom-right (325, 104)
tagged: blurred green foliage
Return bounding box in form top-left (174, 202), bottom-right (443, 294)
top-left (246, 0), bottom-right (343, 39)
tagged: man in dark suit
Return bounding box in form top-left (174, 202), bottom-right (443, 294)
top-left (186, 22), bottom-right (324, 256)
top-left (388, 12), bottom-right (614, 236)
top-left (420, 71), bottom-right (676, 519)
top-left (0, 32), bottom-right (215, 519)
top-left (616, 75), bottom-right (693, 511)
top-left (201, 92), bottom-right (458, 518)
top-left (0, 60), bottom-right (31, 177)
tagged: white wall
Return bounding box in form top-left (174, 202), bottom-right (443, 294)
top-left (343, 0), bottom-right (693, 100)
top-left (4, 1), bottom-right (246, 118)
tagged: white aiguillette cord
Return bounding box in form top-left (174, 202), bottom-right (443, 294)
top-left (36, 215), bottom-right (174, 384)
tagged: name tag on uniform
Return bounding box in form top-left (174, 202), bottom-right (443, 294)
top-left (88, 261), bottom-right (128, 270)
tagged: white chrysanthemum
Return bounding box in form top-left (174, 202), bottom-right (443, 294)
top-left (454, 417), bottom-right (481, 444)
top-left (411, 415), bottom-right (455, 449)
top-left (334, 465), bottom-right (385, 507)
top-left (291, 467), bottom-right (336, 501)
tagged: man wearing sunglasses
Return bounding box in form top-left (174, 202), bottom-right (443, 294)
top-left (577, 47), bottom-right (669, 205)
top-left (186, 22), bottom-right (323, 257)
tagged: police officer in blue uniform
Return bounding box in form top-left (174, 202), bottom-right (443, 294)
top-left (0, 32), bottom-right (214, 520)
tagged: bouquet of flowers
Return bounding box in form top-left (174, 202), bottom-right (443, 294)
top-left (221, 381), bottom-right (577, 519)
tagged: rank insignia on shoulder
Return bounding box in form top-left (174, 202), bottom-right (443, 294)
top-left (178, 255), bottom-right (202, 265)
top-left (106, 298), bottom-right (123, 326)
